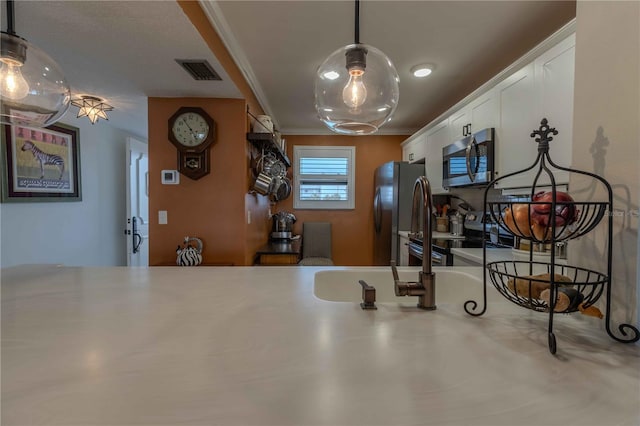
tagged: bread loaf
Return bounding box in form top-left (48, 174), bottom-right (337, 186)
top-left (506, 273), bottom-right (573, 299)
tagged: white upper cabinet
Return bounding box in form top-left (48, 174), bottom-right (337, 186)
top-left (449, 108), bottom-right (469, 143)
top-left (402, 133), bottom-right (426, 163)
top-left (468, 91), bottom-right (499, 133)
top-left (449, 91), bottom-right (499, 143)
top-left (534, 33), bottom-right (575, 178)
top-left (424, 119), bottom-right (450, 194)
top-left (494, 33), bottom-right (575, 189)
top-left (401, 26), bottom-right (575, 192)
top-left (494, 62), bottom-right (538, 189)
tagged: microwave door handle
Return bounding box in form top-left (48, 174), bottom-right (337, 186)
top-left (465, 137), bottom-right (475, 182)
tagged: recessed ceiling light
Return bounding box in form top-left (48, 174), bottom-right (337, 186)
top-left (411, 64), bottom-right (434, 78)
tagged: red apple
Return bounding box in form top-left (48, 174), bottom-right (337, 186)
top-left (530, 191), bottom-right (578, 226)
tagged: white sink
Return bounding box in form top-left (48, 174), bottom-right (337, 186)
top-left (313, 266), bottom-right (505, 307)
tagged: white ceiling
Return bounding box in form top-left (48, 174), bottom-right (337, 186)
top-left (3, 0), bottom-right (575, 139)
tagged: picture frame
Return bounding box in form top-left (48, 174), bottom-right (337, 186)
top-left (1, 122), bottom-right (82, 202)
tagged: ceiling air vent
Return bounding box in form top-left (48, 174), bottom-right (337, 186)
top-left (175, 59), bottom-right (222, 81)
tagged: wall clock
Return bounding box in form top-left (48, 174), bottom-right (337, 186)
top-left (168, 107), bottom-right (216, 180)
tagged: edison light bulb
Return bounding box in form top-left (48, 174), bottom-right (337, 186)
top-left (342, 69), bottom-right (367, 109)
top-left (0, 59), bottom-right (30, 100)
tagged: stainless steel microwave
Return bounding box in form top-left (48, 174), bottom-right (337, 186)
top-left (442, 128), bottom-right (495, 188)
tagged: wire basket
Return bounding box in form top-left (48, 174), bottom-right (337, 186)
top-left (486, 260), bottom-right (607, 313)
top-left (487, 200), bottom-right (607, 244)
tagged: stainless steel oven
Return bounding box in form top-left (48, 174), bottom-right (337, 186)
top-left (442, 128), bottom-right (495, 188)
top-left (408, 239), bottom-right (449, 266)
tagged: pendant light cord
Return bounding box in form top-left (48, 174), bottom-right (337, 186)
top-left (6, 0), bottom-right (16, 35)
top-left (354, 0), bottom-right (360, 44)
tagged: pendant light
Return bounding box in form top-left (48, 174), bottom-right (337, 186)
top-left (314, 0), bottom-right (399, 135)
top-left (0, 0), bottom-right (70, 127)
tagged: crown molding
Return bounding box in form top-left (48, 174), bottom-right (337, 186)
top-left (198, 0), bottom-right (279, 129)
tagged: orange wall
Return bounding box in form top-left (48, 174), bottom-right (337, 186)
top-left (178, 0), bottom-right (272, 264)
top-left (277, 134), bottom-right (404, 266)
top-left (149, 97), bottom-right (253, 266)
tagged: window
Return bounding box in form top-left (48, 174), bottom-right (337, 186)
top-left (293, 146), bottom-right (355, 209)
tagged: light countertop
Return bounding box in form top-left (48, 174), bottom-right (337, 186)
top-left (1, 265), bottom-right (638, 425)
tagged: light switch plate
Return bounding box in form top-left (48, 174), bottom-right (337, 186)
top-left (161, 170), bottom-right (179, 185)
top-left (158, 210), bottom-right (168, 225)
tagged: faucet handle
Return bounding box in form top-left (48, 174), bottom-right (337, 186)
top-left (390, 261), bottom-right (409, 296)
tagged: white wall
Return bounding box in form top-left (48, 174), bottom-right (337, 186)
top-left (0, 115), bottom-right (137, 267)
top-left (570, 1), bottom-right (639, 330)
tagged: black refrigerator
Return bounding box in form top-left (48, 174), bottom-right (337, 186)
top-left (373, 161), bottom-right (424, 265)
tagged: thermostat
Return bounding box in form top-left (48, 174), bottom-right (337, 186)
top-left (161, 170), bottom-right (180, 185)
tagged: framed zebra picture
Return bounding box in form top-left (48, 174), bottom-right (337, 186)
top-left (1, 122), bottom-right (82, 202)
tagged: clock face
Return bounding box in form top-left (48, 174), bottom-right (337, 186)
top-left (171, 112), bottom-right (210, 147)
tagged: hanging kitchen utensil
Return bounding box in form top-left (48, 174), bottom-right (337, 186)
top-left (269, 175), bottom-right (283, 201)
top-left (253, 172), bottom-right (273, 195)
top-left (254, 151), bottom-right (276, 176)
top-left (270, 176), bottom-right (291, 201)
top-left (277, 177), bottom-right (292, 200)
top-left (266, 159), bottom-right (287, 178)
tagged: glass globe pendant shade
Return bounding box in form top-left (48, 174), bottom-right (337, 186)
top-left (315, 43), bottom-right (399, 135)
top-left (1, 32), bottom-right (71, 127)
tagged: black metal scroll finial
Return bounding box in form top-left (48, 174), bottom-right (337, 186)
top-left (530, 118), bottom-right (559, 153)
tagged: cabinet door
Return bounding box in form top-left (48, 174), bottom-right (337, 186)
top-left (412, 133), bottom-right (426, 163)
top-left (449, 91), bottom-right (497, 142)
top-left (449, 108), bottom-right (469, 142)
top-left (425, 119), bottom-right (450, 194)
top-left (469, 90), bottom-right (498, 132)
top-left (403, 133), bottom-right (426, 163)
top-left (534, 33), bottom-right (575, 184)
top-left (494, 63), bottom-right (538, 189)
top-left (402, 139), bottom-right (413, 162)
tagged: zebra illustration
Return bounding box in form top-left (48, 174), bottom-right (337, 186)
top-left (21, 140), bottom-right (65, 180)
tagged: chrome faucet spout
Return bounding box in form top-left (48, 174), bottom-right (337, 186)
top-left (392, 176), bottom-right (437, 310)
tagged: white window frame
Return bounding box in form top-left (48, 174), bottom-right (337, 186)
top-left (293, 145), bottom-right (356, 210)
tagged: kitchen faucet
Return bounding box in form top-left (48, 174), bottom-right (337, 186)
top-left (391, 176), bottom-right (436, 310)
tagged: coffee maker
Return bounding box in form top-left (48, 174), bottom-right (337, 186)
top-left (271, 211), bottom-right (296, 240)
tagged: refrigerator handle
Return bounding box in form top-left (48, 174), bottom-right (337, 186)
top-left (373, 188), bottom-right (382, 233)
